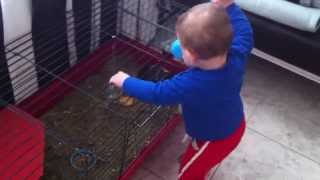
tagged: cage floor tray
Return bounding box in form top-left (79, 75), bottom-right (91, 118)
top-left (40, 56), bottom-right (177, 179)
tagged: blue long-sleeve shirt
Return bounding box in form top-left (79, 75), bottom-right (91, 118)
top-left (123, 3), bottom-right (254, 141)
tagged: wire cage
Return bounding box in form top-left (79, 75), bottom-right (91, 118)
top-left (0, 0), bottom-right (189, 179)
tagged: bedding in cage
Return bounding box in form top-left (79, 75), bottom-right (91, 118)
top-left (0, 0), bottom-right (188, 179)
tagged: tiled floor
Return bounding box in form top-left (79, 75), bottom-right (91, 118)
top-left (132, 55), bottom-right (320, 180)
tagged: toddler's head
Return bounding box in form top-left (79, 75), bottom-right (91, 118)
top-left (176, 3), bottom-right (233, 66)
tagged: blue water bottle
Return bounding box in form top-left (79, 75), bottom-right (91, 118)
top-left (170, 39), bottom-right (183, 61)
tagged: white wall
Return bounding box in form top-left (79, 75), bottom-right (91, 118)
top-left (118, 0), bottom-right (159, 44)
top-left (66, 0), bottom-right (78, 66)
top-left (1, 0), bottom-right (38, 103)
top-left (91, 0), bottom-right (101, 52)
top-left (1, 0), bottom-right (31, 44)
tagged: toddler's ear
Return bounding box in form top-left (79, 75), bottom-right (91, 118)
top-left (186, 48), bottom-right (198, 62)
top-left (183, 47), bottom-right (198, 66)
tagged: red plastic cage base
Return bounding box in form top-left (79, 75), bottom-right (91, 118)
top-left (0, 107), bottom-right (45, 180)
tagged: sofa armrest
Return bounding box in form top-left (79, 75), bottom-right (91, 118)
top-left (246, 11), bottom-right (320, 76)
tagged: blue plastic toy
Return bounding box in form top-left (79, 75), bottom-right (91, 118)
top-left (170, 39), bottom-right (183, 61)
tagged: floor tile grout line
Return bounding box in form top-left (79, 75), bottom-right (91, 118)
top-left (247, 126), bottom-right (320, 167)
top-left (245, 97), bottom-right (266, 122)
top-left (242, 73), bottom-right (280, 122)
top-left (142, 166), bottom-right (167, 180)
top-left (211, 163), bottom-right (222, 180)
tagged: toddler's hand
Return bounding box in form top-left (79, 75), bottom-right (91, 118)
top-left (212, 0), bottom-right (234, 8)
top-left (109, 71), bottom-right (130, 88)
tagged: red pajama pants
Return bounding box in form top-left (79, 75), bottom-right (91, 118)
top-left (179, 120), bottom-right (246, 180)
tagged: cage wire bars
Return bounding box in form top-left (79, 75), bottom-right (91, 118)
top-left (0, 0), bottom-right (188, 179)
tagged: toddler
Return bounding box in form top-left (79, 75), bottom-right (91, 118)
top-left (109, 0), bottom-right (253, 179)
